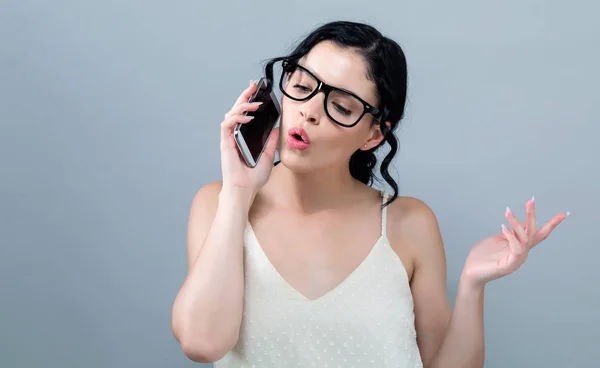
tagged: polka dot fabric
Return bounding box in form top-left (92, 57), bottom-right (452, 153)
top-left (215, 193), bottom-right (423, 367)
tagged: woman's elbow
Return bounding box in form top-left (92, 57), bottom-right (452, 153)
top-left (177, 335), bottom-right (231, 363)
top-left (172, 322), bottom-right (237, 363)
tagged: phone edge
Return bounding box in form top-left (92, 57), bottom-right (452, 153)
top-left (233, 124), bottom-right (258, 168)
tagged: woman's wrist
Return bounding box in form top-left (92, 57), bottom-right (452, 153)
top-left (219, 186), bottom-right (256, 212)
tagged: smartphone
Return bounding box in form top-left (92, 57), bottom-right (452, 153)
top-left (233, 77), bottom-right (281, 167)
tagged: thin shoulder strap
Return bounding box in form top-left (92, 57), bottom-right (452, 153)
top-left (381, 191), bottom-right (388, 237)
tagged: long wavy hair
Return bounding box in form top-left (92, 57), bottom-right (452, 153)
top-left (264, 21), bottom-right (408, 207)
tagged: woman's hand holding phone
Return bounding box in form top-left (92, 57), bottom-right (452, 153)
top-left (220, 81), bottom-right (280, 197)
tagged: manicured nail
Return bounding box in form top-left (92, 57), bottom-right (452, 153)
top-left (501, 224), bottom-right (507, 232)
top-left (532, 195), bottom-right (535, 202)
top-left (505, 206), bottom-right (511, 215)
top-left (566, 212), bottom-right (571, 216)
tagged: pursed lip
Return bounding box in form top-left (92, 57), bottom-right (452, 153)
top-left (287, 127), bottom-right (311, 144)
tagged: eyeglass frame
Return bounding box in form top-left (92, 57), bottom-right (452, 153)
top-left (277, 59), bottom-right (384, 128)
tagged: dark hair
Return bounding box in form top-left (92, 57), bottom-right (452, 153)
top-left (265, 21), bottom-right (408, 207)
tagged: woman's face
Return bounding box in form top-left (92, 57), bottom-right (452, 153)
top-left (277, 40), bottom-right (386, 174)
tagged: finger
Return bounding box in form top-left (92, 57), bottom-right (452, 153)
top-left (525, 197), bottom-right (536, 248)
top-left (505, 207), bottom-right (528, 244)
top-left (224, 101), bottom-right (263, 120)
top-left (232, 80), bottom-right (258, 108)
top-left (522, 220), bottom-right (539, 232)
top-left (502, 224), bottom-right (525, 256)
top-left (220, 114), bottom-right (254, 141)
top-left (532, 212), bottom-right (569, 246)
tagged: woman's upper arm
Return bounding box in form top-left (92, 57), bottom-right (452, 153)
top-left (186, 180), bottom-right (223, 271)
top-left (392, 198), bottom-right (451, 366)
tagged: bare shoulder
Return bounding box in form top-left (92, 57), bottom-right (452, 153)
top-left (190, 180), bottom-right (223, 213)
top-left (386, 196), bottom-right (441, 236)
top-left (186, 180), bottom-right (223, 270)
top-left (385, 195), bottom-right (445, 264)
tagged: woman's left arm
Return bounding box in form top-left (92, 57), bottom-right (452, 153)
top-left (404, 197), bottom-right (568, 368)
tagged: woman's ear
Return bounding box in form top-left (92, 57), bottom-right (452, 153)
top-left (360, 121), bottom-right (392, 151)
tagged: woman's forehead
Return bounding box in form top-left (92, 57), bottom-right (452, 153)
top-left (299, 41), bottom-right (378, 104)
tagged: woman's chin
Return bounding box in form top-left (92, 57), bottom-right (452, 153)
top-left (277, 150), bottom-right (318, 174)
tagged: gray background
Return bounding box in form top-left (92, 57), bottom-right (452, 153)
top-left (1, 1), bottom-right (598, 367)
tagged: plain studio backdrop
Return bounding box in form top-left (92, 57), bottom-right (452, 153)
top-left (1, 1), bottom-right (598, 367)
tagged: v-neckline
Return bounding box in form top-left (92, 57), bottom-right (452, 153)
top-left (246, 222), bottom-right (386, 304)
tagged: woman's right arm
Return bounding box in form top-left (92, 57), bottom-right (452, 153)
top-left (171, 182), bottom-right (254, 363)
top-left (171, 80), bottom-right (279, 363)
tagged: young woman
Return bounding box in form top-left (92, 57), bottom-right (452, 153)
top-left (171, 21), bottom-right (568, 367)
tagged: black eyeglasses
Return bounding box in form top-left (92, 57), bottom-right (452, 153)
top-left (278, 60), bottom-right (383, 128)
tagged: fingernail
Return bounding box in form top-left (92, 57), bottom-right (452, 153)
top-left (505, 206), bottom-right (511, 215)
top-left (532, 195), bottom-right (535, 202)
top-left (566, 212), bottom-right (571, 216)
top-left (501, 224), bottom-right (507, 231)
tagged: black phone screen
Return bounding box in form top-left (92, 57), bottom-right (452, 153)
top-left (239, 80), bottom-right (281, 162)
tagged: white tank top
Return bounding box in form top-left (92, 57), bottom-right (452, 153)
top-left (215, 192), bottom-right (423, 367)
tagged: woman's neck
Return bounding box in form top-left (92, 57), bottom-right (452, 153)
top-left (261, 163), bottom-right (362, 213)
